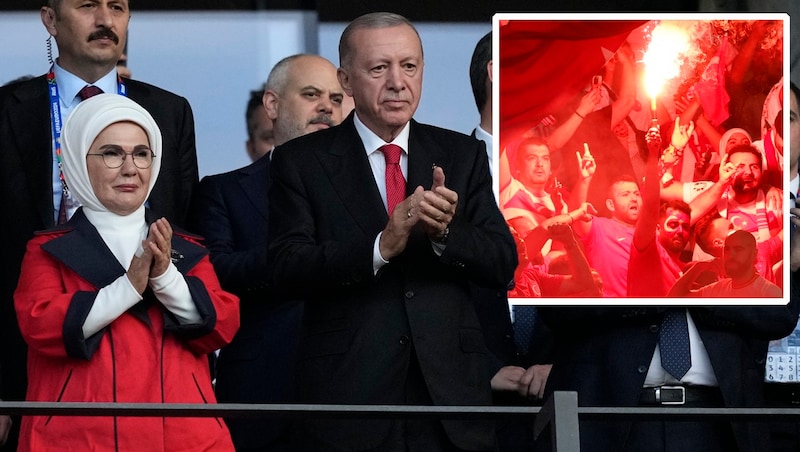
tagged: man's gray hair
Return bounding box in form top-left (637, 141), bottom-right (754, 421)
top-left (265, 54), bottom-right (306, 95)
top-left (338, 12), bottom-right (422, 68)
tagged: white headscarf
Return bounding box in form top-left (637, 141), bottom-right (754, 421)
top-left (61, 94), bottom-right (163, 265)
top-left (61, 93), bottom-right (162, 213)
top-left (718, 128), bottom-right (752, 157)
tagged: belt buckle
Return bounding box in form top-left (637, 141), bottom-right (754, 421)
top-left (656, 385), bottom-right (685, 405)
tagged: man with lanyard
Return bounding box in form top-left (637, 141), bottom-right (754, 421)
top-left (0, 2), bottom-right (198, 448)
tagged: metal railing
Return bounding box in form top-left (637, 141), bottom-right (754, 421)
top-left (4, 392), bottom-right (800, 451)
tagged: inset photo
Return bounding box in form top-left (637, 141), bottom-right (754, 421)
top-left (494, 14), bottom-right (789, 305)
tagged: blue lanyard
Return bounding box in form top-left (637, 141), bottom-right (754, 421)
top-left (47, 66), bottom-right (127, 193)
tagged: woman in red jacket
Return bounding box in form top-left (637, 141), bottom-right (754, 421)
top-left (14, 94), bottom-right (239, 451)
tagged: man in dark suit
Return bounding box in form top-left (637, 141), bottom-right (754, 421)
top-left (267, 12), bottom-right (516, 452)
top-left (189, 53), bottom-right (344, 452)
top-left (0, 1), bottom-right (198, 449)
top-left (537, 122), bottom-right (799, 452)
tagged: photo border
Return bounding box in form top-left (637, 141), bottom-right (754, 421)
top-left (492, 12), bottom-right (791, 306)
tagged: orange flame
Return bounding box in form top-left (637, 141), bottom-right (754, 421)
top-left (642, 22), bottom-right (691, 112)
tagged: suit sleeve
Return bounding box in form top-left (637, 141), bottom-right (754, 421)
top-left (15, 235), bottom-right (83, 358)
top-left (173, 97), bottom-right (199, 228)
top-left (267, 146), bottom-right (377, 292)
top-left (189, 176), bottom-right (269, 295)
top-left (146, 92), bottom-right (199, 228)
top-left (437, 139), bottom-right (518, 289)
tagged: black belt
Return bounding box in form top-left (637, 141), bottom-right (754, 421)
top-left (639, 385), bottom-right (723, 406)
top-left (763, 383), bottom-right (800, 405)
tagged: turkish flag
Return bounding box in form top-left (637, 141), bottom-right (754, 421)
top-left (499, 19), bottom-right (647, 148)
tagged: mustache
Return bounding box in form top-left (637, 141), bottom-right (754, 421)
top-left (88, 28), bottom-right (119, 44)
top-left (309, 114), bottom-right (335, 127)
top-left (732, 175), bottom-right (756, 192)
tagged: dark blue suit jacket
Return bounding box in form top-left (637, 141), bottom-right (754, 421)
top-left (539, 279), bottom-right (800, 452)
top-left (189, 154), bottom-right (302, 449)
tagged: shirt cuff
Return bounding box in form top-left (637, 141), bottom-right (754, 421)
top-left (373, 232), bottom-right (390, 275)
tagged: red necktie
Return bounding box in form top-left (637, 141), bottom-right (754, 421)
top-left (57, 86), bottom-right (105, 224)
top-left (379, 144), bottom-right (405, 215)
top-left (78, 85), bottom-right (104, 100)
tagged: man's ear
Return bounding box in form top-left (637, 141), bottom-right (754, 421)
top-left (41, 7), bottom-right (57, 36)
top-left (263, 90), bottom-right (279, 121)
top-left (605, 198), bottom-right (615, 213)
top-left (337, 67), bottom-right (353, 97)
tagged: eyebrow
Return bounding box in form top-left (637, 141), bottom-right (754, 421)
top-left (98, 144), bottom-right (152, 151)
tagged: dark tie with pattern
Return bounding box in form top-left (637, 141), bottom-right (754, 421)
top-left (660, 308), bottom-right (692, 379)
top-left (513, 305), bottom-right (537, 357)
top-left (379, 144), bottom-right (405, 216)
top-left (57, 85), bottom-right (104, 224)
top-left (78, 85), bottom-right (103, 101)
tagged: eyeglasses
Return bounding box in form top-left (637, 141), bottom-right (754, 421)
top-left (86, 147), bottom-right (155, 169)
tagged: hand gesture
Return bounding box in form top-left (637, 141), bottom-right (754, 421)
top-left (646, 124), bottom-right (662, 156)
top-left (518, 364), bottom-right (552, 399)
top-left (577, 87), bottom-right (602, 118)
top-left (547, 222), bottom-right (574, 244)
top-left (765, 185), bottom-right (782, 221)
top-left (718, 160), bottom-right (738, 186)
top-left (670, 116), bottom-right (695, 154)
top-left (143, 218), bottom-right (173, 278)
top-left (490, 366), bottom-right (525, 392)
top-left (379, 187), bottom-right (423, 260)
top-left (674, 94), bottom-right (691, 115)
top-left (575, 143), bottom-right (596, 179)
top-left (128, 242), bottom-right (154, 295)
top-left (418, 166), bottom-right (458, 241)
top-left (571, 202), bottom-right (598, 222)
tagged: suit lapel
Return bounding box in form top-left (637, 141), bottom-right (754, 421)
top-left (238, 156), bottom-right (269, 221)
top-left (40, 210), bottom-right (127, 288)
top-left (317, 118), bottom-right (387, 236)
top-left (10, 76), bottom-right (58, 227)
top-left (406, 120), bottom-right (452, 194)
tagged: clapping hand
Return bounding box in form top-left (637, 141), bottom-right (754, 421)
top-left (127, 218), bottom-right (173, 294)
top-left (418, 166), bottom-right (458, 242)
top-left (143, 218), bottom-right (173, 278)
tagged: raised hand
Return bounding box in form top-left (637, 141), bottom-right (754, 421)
top-left (128, 242), bottom-right (154, 295)
top-left (576, 87), bottom-right (602, 118)
top-left (646, 124), bottom-right (663, 156)
top-left (417, 166), bottom-right (458, 242)
top-left (575, 142), bottom-right (596, 179)
top-left (670, 116), bottom-right (695, 155)
top-left (143, 218), bottom-right (173, 278)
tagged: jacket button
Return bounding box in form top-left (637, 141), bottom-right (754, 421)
top-left (649, 324), bottom-right (659, 333)
top-left (399, 335), bottom-right (410, 345)
top-left (405, 291), bottom-right (415, 299)
top-left (637, 365), bottom-right (648, 374)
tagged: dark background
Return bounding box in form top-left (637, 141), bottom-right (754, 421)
top-left (2, 1), bottom-right (704, 21)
